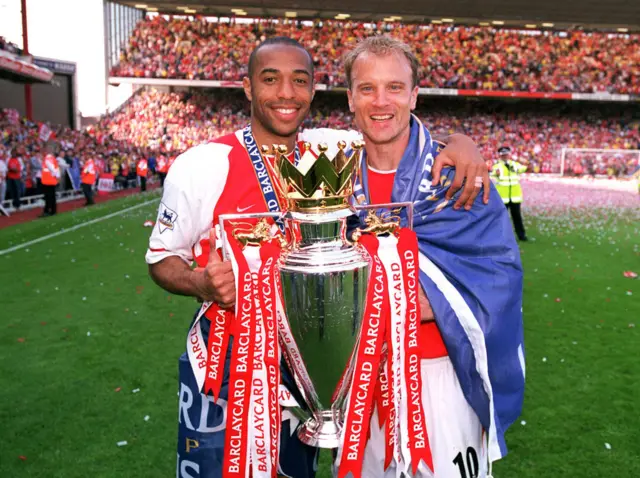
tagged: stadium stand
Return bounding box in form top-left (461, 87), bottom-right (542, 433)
top-left (3, 88), bottom-right (638, 209)
top-left (110, 17), bottom-right (640, 95)
top-left (97, 89), bottom-right (639, 174)
top-left (0, 106), bottom-right (150, 208)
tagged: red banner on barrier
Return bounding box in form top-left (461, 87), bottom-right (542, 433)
top-left (97, 173), bottom-right (114, 195)
top-left (457, 89), bottom-right (573, 100)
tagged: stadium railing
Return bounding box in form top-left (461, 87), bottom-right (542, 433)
top-left (108, 77), bottom-right (637, 103)
top-left (1, 189), bottom-right (85, 213)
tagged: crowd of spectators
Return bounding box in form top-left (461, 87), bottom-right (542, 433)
top-left (110, 16), bottom-right (640, 95)
top-left (94, 89), bottom-right (248, 154)
top-left (0, 107), bottom-right (152, 206)
top-left (86, 89), bottom-right (640, 176)
top-left (308, 95), bottom-right (640, 175)
top-left (2, 88), bottom-right (638, 207)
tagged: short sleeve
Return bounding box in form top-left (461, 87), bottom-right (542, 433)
top-left (146, 174), bottom-right (195, 264)
top-left (145, 143), bottom-right (232, 265)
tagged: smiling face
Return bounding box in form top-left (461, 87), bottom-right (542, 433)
top-left (347, 51), bottom-right (419, 147)
top-left (243, 44), bottom-right (314, 142)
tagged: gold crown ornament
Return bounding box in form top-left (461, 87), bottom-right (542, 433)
top-left (262, 140), bottom-right (365, 213)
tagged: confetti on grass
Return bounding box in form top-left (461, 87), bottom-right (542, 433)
top-left (117, 441), bottom-right (128, 447)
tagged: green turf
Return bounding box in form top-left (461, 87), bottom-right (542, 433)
top-left (0, 195), bottom-right (638, 477)
top-left (0, 190), bottom-right (161, 249)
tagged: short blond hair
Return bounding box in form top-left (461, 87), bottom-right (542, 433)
top-left (343, 35), bottom-right (420, 89)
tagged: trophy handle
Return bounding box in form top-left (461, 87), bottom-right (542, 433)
top-left (351, 202), bottom-right (413, 241)
top-left (218, 212), bottom-right (286, 260)
top-left (353, 201), bottom-right (414, 231)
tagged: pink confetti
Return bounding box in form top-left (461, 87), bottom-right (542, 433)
top-left (115, 387), bottom-right (122, 392)
top-left (623, 271), bottom-right (638, 279)
top-left (143, 220), bottom-right (155, 227)
top-left (555, 298), bottom-right (562, 302)
top-left (19, 455), bottom-right (27, 461)
top-left (17, 338), bottom-right (25, 343)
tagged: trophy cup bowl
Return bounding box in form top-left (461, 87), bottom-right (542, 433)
top-left (270, 140), bottom-right (371, 448)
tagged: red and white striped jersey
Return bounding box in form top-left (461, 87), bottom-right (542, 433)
top-left (145, 128), bottom-right (362, 267)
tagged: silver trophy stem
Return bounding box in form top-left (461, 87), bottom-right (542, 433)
top-left (279, 207), bottom-right (369, 448)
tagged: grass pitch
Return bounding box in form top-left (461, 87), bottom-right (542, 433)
top-left (0, 191), bottom-right (638, 477)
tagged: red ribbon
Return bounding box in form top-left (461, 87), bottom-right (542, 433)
top-left (337, 234), bottom-right (387, 478)
top-left (259, 241), bottom-right (283, 476)
top-left (384, 325), bottom-right (397, 471)
top-left (203, 304), bottom-right (230, 400)
top-left (398, 229), bottom-right (433, 474)
top-left (223, 235), bottom-right (256, 478)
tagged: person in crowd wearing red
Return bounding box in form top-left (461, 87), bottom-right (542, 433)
top-left (7, 149), bottom-right (22, 210)
top-left (81, 157), bottom-right (97, 205)
top-left (156, 154), bottom-right (168, 186)
top-left (40, 142), bottom-right (60, 217)
top-left (136, 155), bottom-right (148, 191)
top-left (0, 151), bottom-right (7, 205)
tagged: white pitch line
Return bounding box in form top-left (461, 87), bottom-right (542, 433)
top-left (0, 197), bottom-right (159, 256)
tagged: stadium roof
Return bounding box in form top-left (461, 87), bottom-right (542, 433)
top-left (117, 0), bottom-right (640, 31)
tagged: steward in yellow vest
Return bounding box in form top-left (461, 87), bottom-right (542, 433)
top-left (491, 146), bottom-right (529, 241)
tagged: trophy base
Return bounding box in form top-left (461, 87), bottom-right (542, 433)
top-left (297, 415), bottom-right (340, 448)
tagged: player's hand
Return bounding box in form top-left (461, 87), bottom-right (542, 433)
top-left (418, 288), bottom-right (435, 323)
top-left (196, 229), bottom-right (236, 308)
top-left (431, 134), bottom-right (491, 210)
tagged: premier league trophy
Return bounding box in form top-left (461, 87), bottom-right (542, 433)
top-left (270, 141), bottom-right (370, 448)
top-left (220, 140), bottom-right (405, 450)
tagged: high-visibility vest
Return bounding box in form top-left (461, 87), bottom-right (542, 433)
top-left (82, 159), bottom-right (96, 185)
top-left (137, 159), bottom-right (148, 177)
top-left (491, 159), bottom-right (527, 204)
top-left (156, 156), bottom-right (167, 174)
top-left (41, 154), bottom-right (59, 186)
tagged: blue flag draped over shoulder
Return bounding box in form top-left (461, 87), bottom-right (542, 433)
top-left (358, 115), bottom-right (525, 465)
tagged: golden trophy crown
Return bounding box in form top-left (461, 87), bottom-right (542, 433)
top-left (262, 140), bottom-right (365, 213)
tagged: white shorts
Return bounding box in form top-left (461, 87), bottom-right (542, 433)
top-left (359, 356), bottom-right (486, 478)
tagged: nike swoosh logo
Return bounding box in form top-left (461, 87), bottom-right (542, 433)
top-left (237, 204), bottom-right (254, 213)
